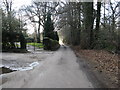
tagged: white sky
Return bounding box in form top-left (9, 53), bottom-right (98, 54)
top-left (13, 0), bottom-right (32, 10)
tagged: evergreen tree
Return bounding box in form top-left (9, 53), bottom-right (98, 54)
top-left (43, 12), bottom-right (60, 50)
top-left (44, 12), bottom-right (54, 38)
top-left (43, 12), bottom-right (59, 41)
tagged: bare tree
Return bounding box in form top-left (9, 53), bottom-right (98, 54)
top-left (21, 1), bottom-right (59, 43)
top-left (56, 2), bottom-right (82, 45)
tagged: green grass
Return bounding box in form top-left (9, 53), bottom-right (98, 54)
top-left (27, 43), bottom-right (44, 48)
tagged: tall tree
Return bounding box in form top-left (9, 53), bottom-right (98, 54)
top-left (56, 2), bottom-right (82, 45)
top-left (95, 1), bottom-right (101, 42)
top-left (2, 0), bottom-right (27, 50)
top-left (3, 0), bottom-right (15, 48)
top-left (0, 9), bottom-right (2, 50)
top-left (44, 12), bottom-right (54, 38)
top-left (44, 12), bottom-right (59, 41)
top-left (22, 1), bottom-right (59, 43)
top-left (81, 2), bottom-right (94, 49)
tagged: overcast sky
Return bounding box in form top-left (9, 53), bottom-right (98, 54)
top-left (13, 0), bottom-right (32, 10)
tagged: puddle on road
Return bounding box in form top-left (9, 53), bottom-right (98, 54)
top-left (0, 61), bottom-right (40, 74)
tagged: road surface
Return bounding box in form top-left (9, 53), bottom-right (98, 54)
top-left (1, 46), bottom-right (104, 88)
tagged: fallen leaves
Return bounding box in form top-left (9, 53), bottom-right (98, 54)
top-left (72, 46), bottom-right (119, 87)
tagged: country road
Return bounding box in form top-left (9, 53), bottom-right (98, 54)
top-left (1, 46), bottom-right (105, 88)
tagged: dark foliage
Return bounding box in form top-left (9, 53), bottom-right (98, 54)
top-left (43, 12), bottom-right (59, 50)
top-left (43, 37), bottom-right (60, 51)
top-left (2, 10), bottom-right (27, 51)
top-left (43, 12), bottom-right (59, 41)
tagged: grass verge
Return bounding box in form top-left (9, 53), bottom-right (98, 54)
top-left (27, 43), bottom-right (44, 48)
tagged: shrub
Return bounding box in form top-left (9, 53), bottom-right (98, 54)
top-left (43, 37), bottom-right (60, 51)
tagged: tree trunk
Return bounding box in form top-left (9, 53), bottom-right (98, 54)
top-left (81, 2), bottom-right (94, 49)
top-left (37, 17), bottom-right (41, 43)
top-left (95, 2), bottom-right (101, 42)
top-left (78, 3), bottom-right (81, 45)
top-left (20, 33), bottom-right (26, 49)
